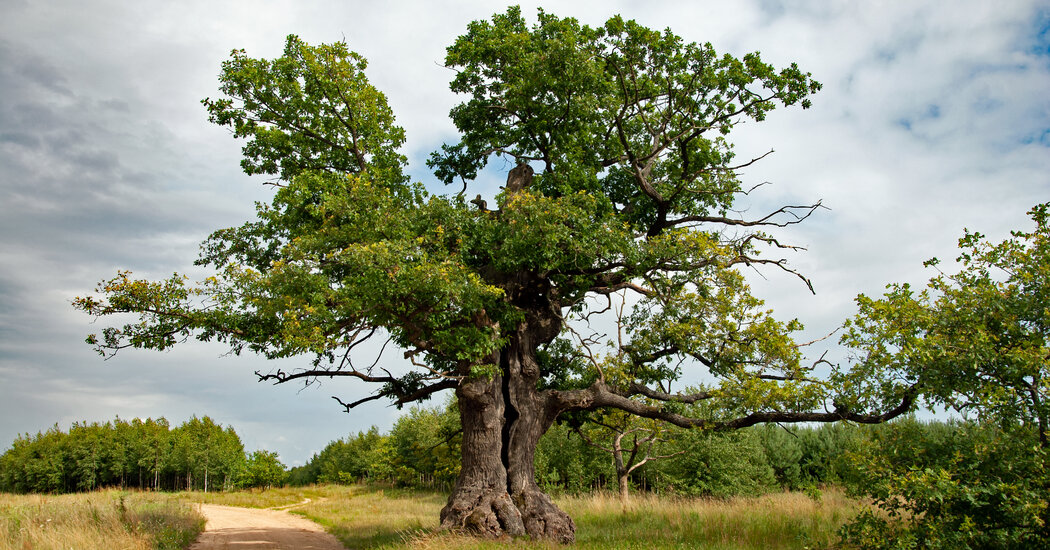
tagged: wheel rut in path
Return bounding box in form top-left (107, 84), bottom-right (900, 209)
top-left (189, 500), bottom-right (345, 550)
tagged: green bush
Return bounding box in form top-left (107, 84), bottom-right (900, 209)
top-left (842, 421), bottom-right (1050, 549)
top-left (656, 428), bottom-right (778, 498)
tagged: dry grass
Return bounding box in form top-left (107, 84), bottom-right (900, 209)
top-left (285, 485), bottom-right (862, 550)
top-left (560, 489), bottom-right (861, 549)
top-left (0, 490), bottom-right (204, 550)
top-left (175, 484), bottom-right (329, 509)
top-left (0, 485), bottom-right (860, 549)
top-left (295, 485), bottom-right (447, 548)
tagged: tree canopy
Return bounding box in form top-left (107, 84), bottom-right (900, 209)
top-left (839, 203), bottom-right (1050, 548)
top-left (75, 8), bottom-right (912, 541)
top-left (842, 203), bottom-right (1050, 441)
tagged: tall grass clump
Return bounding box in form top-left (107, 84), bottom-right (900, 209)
top-left (0, 490), bottom-right (204, 550)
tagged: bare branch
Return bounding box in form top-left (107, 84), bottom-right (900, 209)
top-left (667, 201), bottom-right (827, 230)
top-left (332, 394), bottom-right (383, 412)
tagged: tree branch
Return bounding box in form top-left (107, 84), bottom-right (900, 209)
top-left (549, 381), bottom-right (919, 430)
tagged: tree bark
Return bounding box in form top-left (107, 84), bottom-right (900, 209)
top-left (611, 434), bottom-right (631, 508)
top-left (440, 328), bottom-right (575, 543)
top-left (617, 473), bottom-right (630, 508)
top-left (439, 374), bottom-right (526, 539)
top-left (504, 331), bottom-right (575, 543)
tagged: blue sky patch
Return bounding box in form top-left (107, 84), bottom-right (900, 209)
top-left (1022, 128), bottom-right (1050, 147)
top-left (1033, 10), bottom-right (1050, 57)
top-left (896, 104), bottom-right (942, 133)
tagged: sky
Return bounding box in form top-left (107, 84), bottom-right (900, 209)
top-left (1, 0), bottom-right (1048, 467)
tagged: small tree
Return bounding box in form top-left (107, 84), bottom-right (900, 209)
top-left (574, 411), bottom-right (683, 507)
top-left (239, 450), bottom-right (286, 489)
top-left (75, 8), bottom-right (913, 541)
top-left (840, 203), bottom-right (1050, 548)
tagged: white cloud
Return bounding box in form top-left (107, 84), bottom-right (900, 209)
top-left (0, 0), bottom-right (1047, 464)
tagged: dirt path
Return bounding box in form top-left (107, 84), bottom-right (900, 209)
top-left (188, 501), bottom-right (345, 550)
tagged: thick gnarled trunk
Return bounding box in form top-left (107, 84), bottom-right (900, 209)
top-left (504, 331), bottom-right (575, 542)
top-left (440, 330), bottom-right (575, 543)
top-left (439, 375), bottom-right (525, 538)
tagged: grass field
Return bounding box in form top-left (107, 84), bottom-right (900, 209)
top-left (0, 490), bottom-right (204, 550)
top-left (1, 485), bottom-right (862, 549)
top-left (184, 484), bottom-right (862, 549)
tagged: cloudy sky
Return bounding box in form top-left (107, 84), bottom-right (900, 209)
top-left (1, 0), bottom-right (1048, 466)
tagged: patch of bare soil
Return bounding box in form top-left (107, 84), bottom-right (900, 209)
top-left (189, 502), bottom-right (345, 550)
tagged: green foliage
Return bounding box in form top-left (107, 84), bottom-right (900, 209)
top-left (753, 423), bottom-right (866, 491)
top-left (387, 403), bottom-right (461, 488)
top-left (169, 416), bottom-right (245, 492)
top-left (656, 427), bottom-right (777, 498)
top-left (756, 425), bottom-right (804, 489)
top-left (0, 416), bottom-right (272, 494)
top-left (839, 203), bottom-right (1050, 433)
top-left (289, 401), bottom-right (461, 490)
top-left (203, 34), bottom-right (407, 183)
top-left (839, 204), bottom-right (1050, 548)
top-left (238, 450), bottom-right (287, 489)
top-left (432, 6), bottom-right (820, 205)
top-left (533, 419), bottom-right (867, 499)
top-left (843, 421), bottom-right (1049, 549)
top-left (535, 423), bottom-right (613, 492)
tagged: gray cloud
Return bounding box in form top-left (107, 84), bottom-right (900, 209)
top-left (0, 0), bottom-right (1047, 465)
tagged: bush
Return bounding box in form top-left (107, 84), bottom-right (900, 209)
top-left (842, 421), bottom-right (1050, 549)
top-left (656, 428), bottom-right (778, 498)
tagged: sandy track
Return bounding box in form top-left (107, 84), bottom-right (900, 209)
top-left (189, 502), bottom-right (345, 549)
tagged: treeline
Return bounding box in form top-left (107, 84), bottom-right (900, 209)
top-left (0, 416), bottom-right (285, 494)
top-left (287, 404), bottom-right (460, 489)
top-left (4, 406), bottom-right (1026, 511)
top-left (286, 399), bottom-right (971, 500)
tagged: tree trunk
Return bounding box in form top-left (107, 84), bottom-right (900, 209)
top-left (504, 332), bottom-right (575, 543)
top-left (440, 330), bottom-right (575, 543)
top-left (617, 473), bottom-right (630, 508)
top-left (612, 434), bottom-right (630, 508)
top-left (439, 374), bottom-right (525, 538)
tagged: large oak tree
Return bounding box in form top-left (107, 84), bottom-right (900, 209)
top-left (76, 8), bottom-right (913, 542)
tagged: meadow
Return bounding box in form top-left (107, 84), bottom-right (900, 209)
top-left (0, 490), bottom-right (203, 550)
top-left (186, 484), bottom-right (862, 549)
top-left (1, 484), bottom-right (862, 549)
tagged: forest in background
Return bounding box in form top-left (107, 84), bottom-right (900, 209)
top-left (0, 403), bottom-right (962, 498)
top-left (3, 401), bottom-right (1047, 548)
top-left (0, 415), bottom-right (284, 494)
top-left (279, 400), bottom-right (989, 500)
